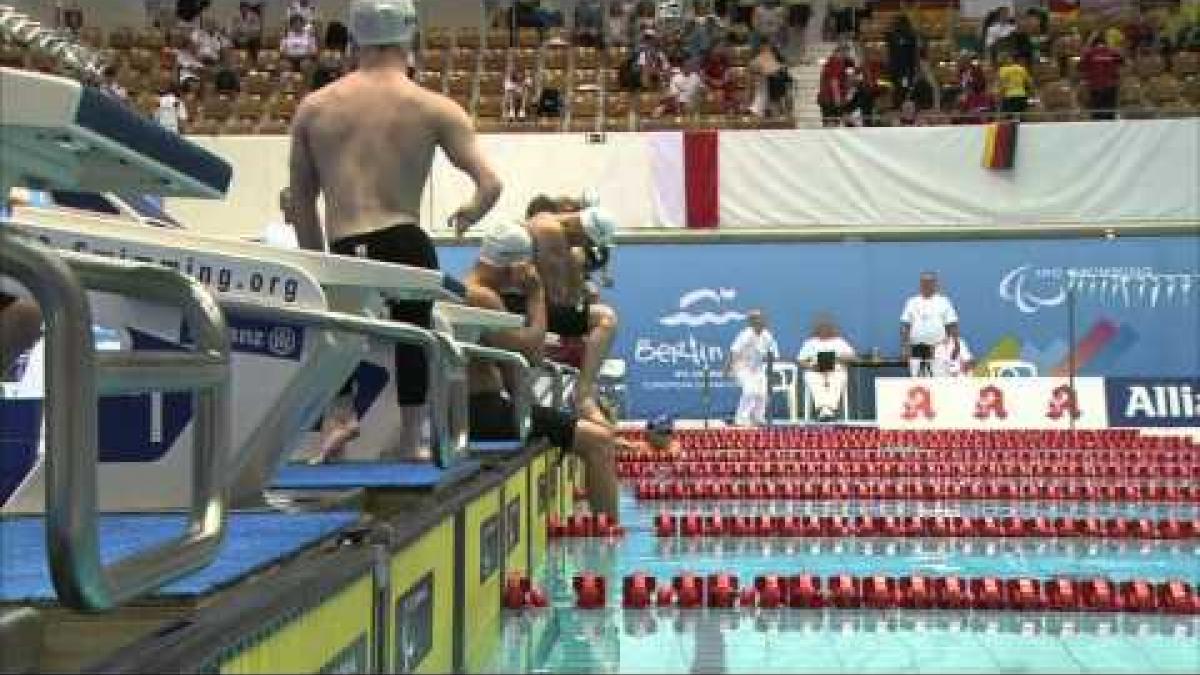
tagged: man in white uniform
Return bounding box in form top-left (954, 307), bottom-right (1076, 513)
top-left (900, 271), bottom-right (960, 377)
top-left (725, 309), bottom-right (780, 427)
top-left (796, 314), bottom-right (855, 421)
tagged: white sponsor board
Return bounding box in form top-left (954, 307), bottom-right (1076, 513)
top-left (876, 377), bottom-right (1108, 430)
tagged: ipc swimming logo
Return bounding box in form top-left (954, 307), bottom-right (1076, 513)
top-left (1000, 265), bottom-right (1198, 314)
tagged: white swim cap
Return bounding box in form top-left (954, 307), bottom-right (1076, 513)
top-left (479, 221), bottom-right (533, 267)
top-left (349, 0), bottom-right (418, 48)
top-left (580, 206), bottom-right (617, 249)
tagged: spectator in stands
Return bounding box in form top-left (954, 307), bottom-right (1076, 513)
top-left (703, 42), bottom-right (737, 113)
top-left (575, 0), bottom-right (604, 47)
top-left (909, 61), bottom-right (938, 112)
top-left (633, 30), bottom-right (671, 91)
top-left (101, 66), bottom-right (129, 102)
top-left (287, 0), bottom-right (318, 29)
top-left (172, 42), bottom-right (203, 90)
top-left (1079, 33), bottom-right (1123, 121)
top-left (752, 0), bottom-right (789, 53)
top-left (190, 18), bottom-right (229, 66)
top-left (684, 14), bottom-right (721, 61)
top-left (606, 1), bottom-right (633, 47)
top-left (214, 52), bottom-right (241, 94)
top-left (886, 14), bottom-right (920, 106)
top-left (175, 0), bottom-right (211, 28)
top-left (955, 53), bottom-right (994, 124)
top-left (280, 14), bottom-right (319, 68)
top-left (504, 65), bottom-right (533, 120)
top-left (655, 59), bottom-right (705, 117)
top-left (817, 43), bottom-right (853, 126)
top-left (749, 41), bottom-right (792, 118)
top-left (797, 315), bottom-right (855, 422)
top-left (828, 0), bottom-right (861, 39)
top-left (995, 51), bottom-right (1033, 118)
top-left (788, 0), bottom-right (813, 63)
top-left (325, 20), bottom-right (351, 53)
top-left (311, 53), bottom-right (343, 91)
top-left (896, 98), bottom-right (929, 126)
top-left (536, 72), bottom-right (564, 117)
top-left (1008, 14), bottom-right (1037, 65)
top-left (1122, 7), bottom-right (1155, 54)
top-left (231, 2), bottom-right (264, 55)
top-left (154, 85), bottom-right (188, 133)
top-left (840, 66), bottom-right (874, 126)
top-left (983, 6), bottom-right (1016, 63)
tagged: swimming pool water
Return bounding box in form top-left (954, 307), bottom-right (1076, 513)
top-left (475, 489), bottom-right (1200, 674)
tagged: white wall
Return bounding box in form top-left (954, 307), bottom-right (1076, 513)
top-left (169, 120), bottom-right (1200, 241)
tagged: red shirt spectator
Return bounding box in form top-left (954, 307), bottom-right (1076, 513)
top-left (818, 47), bottom-right (853, 125)
top-left (1079, 43), bottom-right (1123, 91)
top-left (702, 47), bottom-right (735, 111)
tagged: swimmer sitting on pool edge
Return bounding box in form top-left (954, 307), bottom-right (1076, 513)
top-left (463, 221), bottom-right (619, 517)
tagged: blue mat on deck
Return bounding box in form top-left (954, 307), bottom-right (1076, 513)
top-left (470, 440), bottom-right (526, 456)
top-left (270, 460), bottom-right (480, 491)
top-left (0, 511), bottom-right (359, 602)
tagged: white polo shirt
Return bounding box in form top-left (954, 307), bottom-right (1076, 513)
top-left (933, 337), bottom-right (973, 377)
top-left (730, 327), bottom-right (780, 376)
top-left (901, 293), bottom-right (958, 346)
top-left (797, 336), bottom-right (855, 372)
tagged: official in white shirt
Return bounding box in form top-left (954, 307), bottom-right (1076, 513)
top-left (796, 315), bottom-right (856, 421)
top-left (260, 187), bottom-right (301, 249)
top-left (900, 271), bottom-right (960, 377)
top-left (725, 309), bottom-right (780, 427)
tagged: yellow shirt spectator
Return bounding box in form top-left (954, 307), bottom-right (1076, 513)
top-left (997, 62), bottom-right (1033, 98)
top-left (1104, 26), bottom-right (1126, 51)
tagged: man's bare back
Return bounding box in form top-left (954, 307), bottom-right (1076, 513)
top-left (289, 51), bottom-right (501, 248)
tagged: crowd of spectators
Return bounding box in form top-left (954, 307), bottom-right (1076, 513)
top-left (14, 1), bottom-right (1200, 134)
top-left (813, 1), bottom-right (1200, 127)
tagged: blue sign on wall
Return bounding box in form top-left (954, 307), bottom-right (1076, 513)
top-left (1106, 378), bottom-right (1200, 428)
top-left (438, 235), bottom-right (1200, 419)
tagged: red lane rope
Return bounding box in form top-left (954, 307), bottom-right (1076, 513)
top-left (574, 572), bottom-right (1200, 614)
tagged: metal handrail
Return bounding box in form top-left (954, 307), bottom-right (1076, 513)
top-left (217, 299), bottom-right (473, 484)
top-left (461, 342), bottom-right (533, 444)
top-left (540, 360), bottom-right (579, 412)
top-left (0, 230), bottom-right (230, 611)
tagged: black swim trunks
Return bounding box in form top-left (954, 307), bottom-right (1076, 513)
top-left (469, 391), bottom-right (577, 451)
top-left (331, 224), bottom-right (439, 406)
top-left (548, 302), bottom-right (590, 338)
top-left (500, 291), bottom-right (589, 338)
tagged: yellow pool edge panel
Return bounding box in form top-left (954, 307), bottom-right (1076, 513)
top-left (217, 575), bottom-right (374, 674)
top-left (389, 518), bottom-right (455, 674)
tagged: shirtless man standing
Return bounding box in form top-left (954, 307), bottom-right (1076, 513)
top-left (289, 0), bottom-right (503, 457)
top-left (522, 195), bottom-right (619, 427)
top-left (464, 222), bottom-right (618, 517)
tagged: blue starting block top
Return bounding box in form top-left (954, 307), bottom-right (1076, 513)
top-left (0, 68), bottom-right (232, 198)
top-left (470, 440), bottom-right (527, 456)
top-left (271, 460), bottom-right (481, 491)
top-left (0, 511), bottom-right (359, 602)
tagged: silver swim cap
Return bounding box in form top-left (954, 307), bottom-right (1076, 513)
top-left (349, 0), bottom-right (418, 48)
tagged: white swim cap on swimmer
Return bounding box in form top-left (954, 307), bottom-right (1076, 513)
top-left (580, 206), bottom-right (617, 249)
top-left (479, 221), bottom-right (534, 267)
top-left (349, 0), bottom-right (418, 48)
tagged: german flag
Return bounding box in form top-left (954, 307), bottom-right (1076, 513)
top-left (982, 120), bottom-right (1019, 170)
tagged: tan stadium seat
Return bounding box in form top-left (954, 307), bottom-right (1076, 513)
top-left (135, 28), bottom-right (165, 51)
top-left (1172, 51), bottom-right (1199, 78)
top-left (517, 28), bottom-right (540, 48)
top-left (457, 28), bottom-right (481, 50)
top-left (576, 47), bottom-right (598, 69)
top-left (478, 71), bottom-right (505, 95)
top-left (544, 48), bottom-right (568, 70)
top-left (600, 68), bottom-right (620, 90)
top-left (571, 92), bottom-right (599, 117)
top-left (447, 70), bottom-right (473, 95)
top-left (108, 27), bottom-right (134, 50)
top-left (516, 48), bottom-right (539, 70)
top-left (476, 94), bottom-right (505, 118)
top-left (448, 47), bottom-right (475, 71)
top-left (573, 68), bottom-right (597, 88)
top-left (425, 28), bottom-right (450, 50)
top-left (1032, 59), bottom-right (1061, 84)
top-left (481, 48), bottom-right (509, 71)
top-left (1135, 54), bottom-right (1166, 80)
top-left (606, 93), bottom-right (631, 117)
